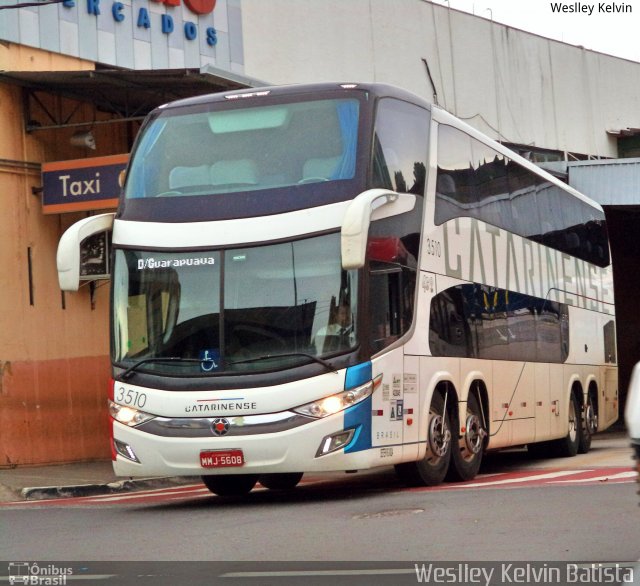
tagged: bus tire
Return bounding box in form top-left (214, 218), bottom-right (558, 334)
top-left (258, 472), bottom-right (304, 490)
top-left (578, 392), bottom-right (596, 454)
top-left (201, 474), bottom-right (259, 497)
top-left (394, 391), bottom-right (452, 487)
top-left (446, 393), bottom-right (485, 482)
top-left (550, 392), bottom-right (581, 457)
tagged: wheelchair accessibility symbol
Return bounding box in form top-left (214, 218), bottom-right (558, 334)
top-left (199, 349), bottom-right (220, 372)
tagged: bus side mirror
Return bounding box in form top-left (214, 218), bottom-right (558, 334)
top-left (341, 189), bottom-right (416, 270)
top-left (57, 213), bottom-right (115, 291)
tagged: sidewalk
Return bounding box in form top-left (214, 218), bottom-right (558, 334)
top-left (0, 461), bottom-right (197, 502)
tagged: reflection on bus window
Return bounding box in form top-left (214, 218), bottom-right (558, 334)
top-left (371, 98), bottom-right (429, 195)
top-left (435, 124), bottom-right (610, 267)
top-left (126, 98), bottom-right (360, 199)
top-left (366, 196), bottom-right (422, 353)
top-left (112, 233), bottom-right (359, 376)
top-left (429, 284), bottom-right (569, 363)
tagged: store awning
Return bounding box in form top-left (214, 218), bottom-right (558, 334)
top-left (0, 65), bottom-right (265, 130)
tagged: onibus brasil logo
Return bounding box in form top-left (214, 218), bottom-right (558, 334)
top-left (8, 563), bottom-right (73, 585)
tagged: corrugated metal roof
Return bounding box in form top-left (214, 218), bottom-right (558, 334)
top-left (0, 65), bottom-right (264, 123)
top-left (569, 158), bottom-right (640, 206)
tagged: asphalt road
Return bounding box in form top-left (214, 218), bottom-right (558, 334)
top-left (1, 434), bottom-right (638, 586)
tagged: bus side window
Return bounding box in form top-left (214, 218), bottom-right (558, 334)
top-left (429, 285), bottom-right (474, 358)
top-left (371, 98), bottom-right (429, 195)
top-left (369, 262), bottom-right (415, 352)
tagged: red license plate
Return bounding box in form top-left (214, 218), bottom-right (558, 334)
top-left (200, 449), bottom-right (244, 468)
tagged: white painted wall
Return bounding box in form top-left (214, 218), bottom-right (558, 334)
top-left (241, 0), bottom-right (640, 158)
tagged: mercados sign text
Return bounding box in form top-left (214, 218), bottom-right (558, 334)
top-left (61, 0), bottom-right (218, 45)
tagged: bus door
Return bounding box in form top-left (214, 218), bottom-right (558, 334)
top-left (603, 367), bottom-right (618, 428)
top-left (368, 260), bottom-right (412, 458)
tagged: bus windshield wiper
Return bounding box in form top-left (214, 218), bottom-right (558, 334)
top-left (119, 353), bottom-right (338, 380)
top-left (230, 352), bottom-right (338, 373)
top-left (119, 357), bottom-right (203, 381)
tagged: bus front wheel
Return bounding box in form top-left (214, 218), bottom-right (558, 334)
top-left (395, 391), bottom-right (451, 487)
top-left (258, 472), bottom-right (304, 490)
top-left (202, 474), bottom-right (259, 497)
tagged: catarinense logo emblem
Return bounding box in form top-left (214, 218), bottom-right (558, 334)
top-left (211, 418), bottom-right (230, 436)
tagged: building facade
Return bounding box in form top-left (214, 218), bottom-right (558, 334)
top-left (241, 0), bottom-right (640, 160)
top-left (0, 0), bottom-right (249, 466)
top-left (1, 0), bottom-right (639, 465)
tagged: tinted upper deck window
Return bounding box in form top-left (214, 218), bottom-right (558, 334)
top-left (120, 94), bottom-right (367, 222)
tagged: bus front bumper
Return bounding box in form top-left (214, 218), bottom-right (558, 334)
top-left (111, 409), bottom-right (377, 477)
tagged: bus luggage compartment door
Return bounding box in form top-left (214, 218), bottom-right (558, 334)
top-left (602, 366), bottom-right (618, 430)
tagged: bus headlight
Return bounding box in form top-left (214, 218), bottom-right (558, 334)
top-left (293, 380), bottom-right (374, 419)
top-left (108, 400), bottom-right (155, 427)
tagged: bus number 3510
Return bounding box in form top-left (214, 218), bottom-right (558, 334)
top-left (115, 387), bottom-right (148, 409)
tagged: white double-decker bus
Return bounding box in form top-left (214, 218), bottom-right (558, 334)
top-left (57, 82), bottom-right (618, 495)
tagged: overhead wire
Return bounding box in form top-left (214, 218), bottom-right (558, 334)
top-left (0, 0), bottom-right (67, 9)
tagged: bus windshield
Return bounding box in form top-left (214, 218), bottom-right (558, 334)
top-left (124, 97), bottom-right (360, 200)
top-left (112, 233), bottom-right (358, 376)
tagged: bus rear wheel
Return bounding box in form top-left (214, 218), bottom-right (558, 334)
top-left (578, 392), bottom-right (596, 454)
top-left (202, 474), bottom-right (259, 497)
top-left (550, 392), bottom-right (581, 457)
top-left (258, 472), bottom-right (304, 490)
top-left (446, 393), bottom-right (486, 482)
top-left (395, 391), bottom-right (451, 487)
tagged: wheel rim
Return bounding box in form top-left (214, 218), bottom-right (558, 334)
top-left (428, 412), bottom-right (451, 460)
top-left (585, 400), bottom-right (597, 435)
top-left (464, 413), bottom-right (484, 457)
top-left (568, 398), bottom-right (577, 443)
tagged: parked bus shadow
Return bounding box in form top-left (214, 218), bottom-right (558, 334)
top-left (130, 433), bottom-right (625, 512)
top-left (129, 467), bottom-right (419, 512)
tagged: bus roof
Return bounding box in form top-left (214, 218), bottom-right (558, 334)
top-left (156, 81), bottom-right (432, 112)
top-left (150, 80), bottom-right (602, 214)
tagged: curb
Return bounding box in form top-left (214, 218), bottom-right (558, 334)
top-left (19, 476), bottom-right (200, 501)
